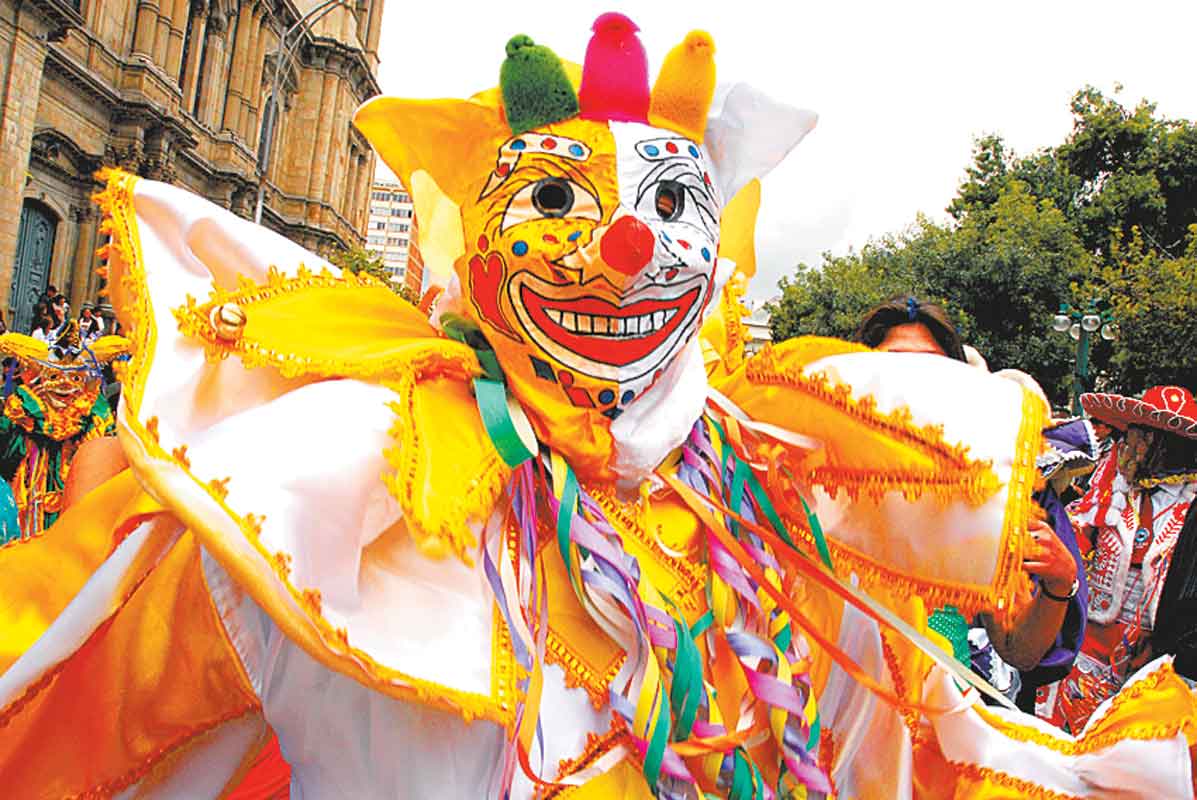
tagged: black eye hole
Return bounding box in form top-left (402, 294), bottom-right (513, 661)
top-left (655, 181), bottom-right (685, 222)
top-left (531, 178), bottom-right (574, 217)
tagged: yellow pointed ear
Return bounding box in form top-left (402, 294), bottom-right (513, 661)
top-left (717, 178), bottom-right (761, 278)
top-left (649, 30), bottom-right (716, 142)
top-left (353, 96), bottom-right (508, 206)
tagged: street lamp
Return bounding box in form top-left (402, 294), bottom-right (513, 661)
top-left (253, 0), bottom-right (355, 225)
top-left (1051, 299), bottom-right (1117, 415)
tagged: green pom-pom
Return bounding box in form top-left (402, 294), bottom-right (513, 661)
top-left (500, 35), bottom-right (578, 135)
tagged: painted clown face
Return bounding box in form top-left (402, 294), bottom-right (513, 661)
top-left (464, 117), bottom-right (726, 416)
top-left (354, 15), bottom-right (816, 475)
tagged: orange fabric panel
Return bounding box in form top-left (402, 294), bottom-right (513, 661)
top-left (0, 469), bottom-right (151, 672)
top-left (0, 530), bottom-right (260, 798)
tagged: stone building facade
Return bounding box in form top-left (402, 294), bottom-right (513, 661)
top-left (0, 0), bottom-right (384, 332)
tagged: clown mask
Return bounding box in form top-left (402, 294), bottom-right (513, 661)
top-left (356, 14), bottom-right (815, 480)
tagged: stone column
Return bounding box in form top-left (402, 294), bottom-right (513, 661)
top-left (163, 0), bottom-right (189, 79)
top-left (0, 10), bottom-right (50, 300)
top-left (194, 12), bottom-right (226, 125)
top-left (305, 59), bottom-right (336, 202)
top-left (341, 144), bottom-right (357, 218)
top-left (220, 1), bottom-right (253, 134)
top-left (321, 66), bottom-right (349, 201)
top-left (68, 205), bottom-right (98, 312)
top-left (131, 0), bottom-right (161, 58)
top-left (241, 8), bottom-right (270, 144)
top-left (153, 0), bottom-right (172, 68)
top-left (353, 151), bottom-right (371, 233)
top-left (180, 3), bottom-right (208, 111)
top-left (364, 0), bottom-right (381, 59)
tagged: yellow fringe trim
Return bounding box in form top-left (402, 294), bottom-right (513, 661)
top-left (719, 279), bottom-right (750, 373)
top-left (988, 387), bottom-right (1044, 627)
top-left (91, 168), bottom-right (519, 728)
top-left (380, 369), bottom-right (510, 566)
top-left (171, 265), bottom-right (481, 382)
top-left (587, 486), bottom-right (707, 614)
top-left (973, 661), bottom-right (1197, 755)
top-left (733, 382), bottom-right (1042, 622)
top-left (538, 716), bottom-right (632, 800)
top-left (746, 343), bottom-right (1001, 506)
top-left (944, 761), bottom-right (1084, 800)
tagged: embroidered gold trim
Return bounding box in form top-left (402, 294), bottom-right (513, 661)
top-left (945, 761), bottom-right (1084, 800)
top-left (172, 265), bottom-right (481, 382)
top-left (538, 716), bottom-right (633, 800)
top-left (974, 662), bottom-right (1197, 754)
top-left (719, 279), bottom-right (749, 374)
top-left (92, 168), bottom-right (519, 728)
top-left (746, 345), bottom-right (1000, 506)
top-left (72, 704), bottom-right (260, 800)
top-left (588, 486), bottom-right (706, 614)
top-left (879, 631), bottom-right (922, 739)
top-left (991, 388), bottom-right (1045, 627)
top-left (545, 628), bottom-right (624, 712)
top-left (380, 369), bottom-right (509, 566)
top-left (1138, 470), bottom-right (1197, 488)
top-left (740, 386), bottom-right (1043, 622)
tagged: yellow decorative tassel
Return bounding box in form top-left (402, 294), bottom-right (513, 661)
top-left (648, 31), bottom-right (716, 143)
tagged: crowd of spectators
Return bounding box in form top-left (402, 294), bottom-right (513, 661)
top-left (26, 285), bottom-right (111, 344)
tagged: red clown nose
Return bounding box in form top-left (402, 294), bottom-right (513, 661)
top-left (600, 215), bottom-right (656, 275)
top-left (578, 12), bottom-right (650, 123)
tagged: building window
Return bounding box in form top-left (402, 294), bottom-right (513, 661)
top-left (390, 208), bottom-right (412, 218)
top-left (370, 204), bottom-right (387, 215)
top-left (373, 220), bottom-right (385, 229)
top-left (388, 222), bottom-right (409, 232)
top-left (367, 235), bottom-right (385, 245)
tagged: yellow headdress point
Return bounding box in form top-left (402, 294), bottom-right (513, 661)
top-left (648, 30), bottom-right (716, 143)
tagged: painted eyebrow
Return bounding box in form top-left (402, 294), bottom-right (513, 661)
top-left (483, 156), bottom-right (606, 232)
top-left (636, 159), bottom-right (719, 232)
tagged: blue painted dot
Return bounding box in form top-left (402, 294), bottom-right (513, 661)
top-left (510, 139), bottom-right (526, 150)
top-left (568, 144), bottom-right (585, 157)
top-left (598, 388), bottom-right (615, 404)
top-left (688, 145), bottom-right (699, 158)
top-left (662, 232), bottom-right (671, 242)
top-left (512, 240), bottom-right (528, 256)
top-left (567, 230), bottom-right (581, 241)
top-left (644, 144), bottom-right (660, 157)
top-left (701, 247), bottom-right (711, 261)
top-left (620, 390), bottom-right (635, 405)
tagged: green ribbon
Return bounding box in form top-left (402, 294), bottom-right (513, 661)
top-left (474, 378), bottom-right (534, 468)
top-left (441, 312), bottom-right (503, 382)
top-left (670, 618), bottom-right (704, 742)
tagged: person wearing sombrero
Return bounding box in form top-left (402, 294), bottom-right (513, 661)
top-left (1037, 384), bottom-right (1197, 732)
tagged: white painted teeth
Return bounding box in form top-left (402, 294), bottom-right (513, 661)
top-left (547, 308), bottom-right (677, 336)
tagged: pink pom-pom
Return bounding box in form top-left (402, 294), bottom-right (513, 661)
top-left (578, 12), bottom-right (650, 124)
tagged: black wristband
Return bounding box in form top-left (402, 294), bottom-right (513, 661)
top-left (1040, 579), bottom-right (1079, 602)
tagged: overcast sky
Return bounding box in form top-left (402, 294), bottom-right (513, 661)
top-left (374, 1), bottom-right (1197, 300)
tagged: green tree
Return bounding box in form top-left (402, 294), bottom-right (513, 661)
top-left (772, 86), bottom-right (1197, 402)
top-left (1085, 227), bottom-right (1197, 391)
top-left (324, 244), bottom-right (419, 305)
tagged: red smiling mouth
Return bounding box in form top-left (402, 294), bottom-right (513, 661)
top-left (520, 284), bottom-right (700, 366)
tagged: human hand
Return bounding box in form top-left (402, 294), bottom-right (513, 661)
top-left (1023, 518), bottom-right (1077, 599)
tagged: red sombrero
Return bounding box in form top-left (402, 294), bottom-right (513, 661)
top-left (1081, 385), bottom-right (1197, 440)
